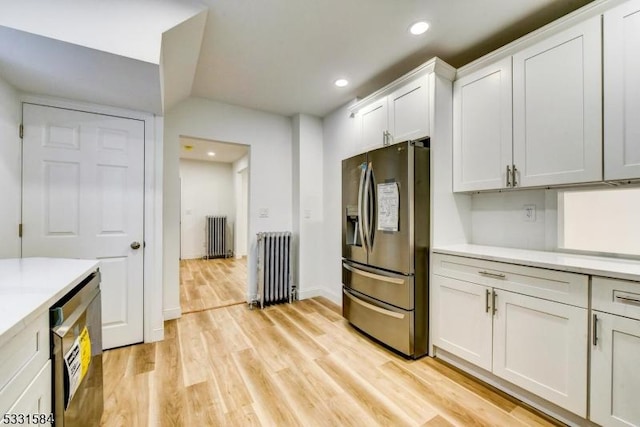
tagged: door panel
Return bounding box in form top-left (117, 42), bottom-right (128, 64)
top-left (367, 142), bottom-right (413, 274)
top-left (431, 275), bottom-right (493, 371)
top-left (359, 98), bottom-right (387, 151)
top-left (492, 290), bottom-right (587, 416)
top-left (22, 104), bottom-right (144, 349)
top-left (591, 311), bottom-right (640, 427)
top-left (342, 153), bottom-right (367, 265)
top-left (604, 0), bottom-right (640, 180)
top-left (342, 261), bottom-right (413, 310)
top-left (513, 16), bottom-right (602, 187)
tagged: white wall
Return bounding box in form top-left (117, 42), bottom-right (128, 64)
top-left (232, 154), bottom-right (249, 258)
top-left (321, 101), bottom-right (358, 303)
top-left (470, 189), bottom-right (558, 251)
top-left (292, 114), bottom-right (325, 300)
top-left (0, 74), bottom-right (21, 258)
top-left (179, 159), bottom-right (234, 259)
top-left (164, 97), bottom-right (292, 317)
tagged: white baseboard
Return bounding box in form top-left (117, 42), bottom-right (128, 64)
top-left (181, 253), bottom-right (204, 260)
top-left (146, 326), bottom-right (165, 343)
top-left (163, 306), bottom-right (182, 320)
top-left (298, 287), bottom-right (342, 305)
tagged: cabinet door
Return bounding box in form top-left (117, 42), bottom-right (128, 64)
top-left (513, 16), bottom-right (602, 187)
top-left (431, 275), bottom-right (493, 371)
top-left (604, 0), bottom-right (640, 180)
top-left (5, 361), bottom-right (51, 418)
top-left (388, 75), bottom-right (429, 144)
top-left (591, 311), bottom-right (640, 427)
top-left (358, 98), bottom-right (388, 151)
top-left (453, 57), bottom-right (513, 192)
top-left (492, 291), bottom-right (588, 416)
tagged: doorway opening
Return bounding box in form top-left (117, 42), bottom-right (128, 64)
top-left (178, 136), bottom-right (250, 313)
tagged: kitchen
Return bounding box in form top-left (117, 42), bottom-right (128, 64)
top-left (1, 0), bottom-right (640, 425)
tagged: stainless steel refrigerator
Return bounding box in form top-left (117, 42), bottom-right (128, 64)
top-left (342, 139), bottom-right (429, 358)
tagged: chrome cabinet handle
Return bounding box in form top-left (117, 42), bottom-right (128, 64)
top-left (485, 289), bottom-right (491, 313)
top-left (615, 295), bottom-right (640, 306)
top-left (492, 291), bottom-right (498, 315)
top-left (506, 165), bottom-right (511, 187)
top-left (592, 313), bottom-right (598, 346)
top-left (512, 164), bottom-right (518, 187)
top-left (479, 270), bottom-right (506, 279)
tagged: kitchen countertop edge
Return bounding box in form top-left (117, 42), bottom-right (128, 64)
top-left (432, 244), bottom-right (640, 282)
top-left (0, 258), bottom-right (100, 348)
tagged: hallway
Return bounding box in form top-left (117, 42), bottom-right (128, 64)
top-left (180, 257), bottom-right (247, 313)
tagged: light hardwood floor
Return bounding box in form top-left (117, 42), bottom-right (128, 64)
top-left (180, 258), bottom-right (247, 313)
top-left (101, 297), bottom-right (562, 427)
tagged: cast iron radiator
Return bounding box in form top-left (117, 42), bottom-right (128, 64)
top-left (205, 215), bottom-right (229, 259)
top-left (256, 232), bottom-right (295, 308)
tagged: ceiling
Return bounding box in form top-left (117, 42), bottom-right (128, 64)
top-left (180, 137), bottom-right (249, 164)
top-left (191, 0), bottom-right (594, 117)
top-left (0, 0), bottom-right (594, 118)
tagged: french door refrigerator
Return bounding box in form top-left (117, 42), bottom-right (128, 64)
top-left (342, 139), bottom-right (429, 358)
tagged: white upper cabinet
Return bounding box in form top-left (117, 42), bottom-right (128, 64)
top-left (604, 0), bottom-right (640, 180)
top-left (388, 75), bottom-right (430, 144)
top-left (513, 16), bottom-right (602, 187)
top-left (355, 75), bottom-right (430, 152)
top-left (358, 97), bottom-right (389, 152)
top-left (453, 57), bottom-right (513, 192)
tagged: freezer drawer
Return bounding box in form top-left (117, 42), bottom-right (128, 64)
top-left (342, 261), bottom-right (414, 310)
top-left (343, 288), bottom-right (413, 356)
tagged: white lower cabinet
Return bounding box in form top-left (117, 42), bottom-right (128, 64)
top-left (432, 253), bottom-right (589, 417)
top-left (5, 361), bottom-right (52, 417)
top-left (432, 276), bottom-right (493, 371)
top-left (590, 311), bottom-right (640, 427)
top-left (492, 291), bottom-right (587, 416)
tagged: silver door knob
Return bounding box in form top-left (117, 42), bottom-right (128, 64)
top-left (130, 241), bottom-right (141, 250)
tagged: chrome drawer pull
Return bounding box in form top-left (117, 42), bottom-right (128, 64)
top-left (343, 263), bottom-right (405, 285)
top-left (615, 295), bottom-right (640, 306)
top-left (485, 289), bottom-right (491, 313)
top-left (592, 314), bottom-right (598, 347)
top-left (478, 270), bottom-right (506, 279)
top-left (343, 290), bottom-right (404, 319)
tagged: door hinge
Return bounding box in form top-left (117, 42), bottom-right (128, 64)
top-left (18, 223), bottom-right (22, 238)
top-left (19, 124), bottom-right (23, 139)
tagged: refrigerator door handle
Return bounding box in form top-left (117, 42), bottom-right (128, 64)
top-left (363, 161), bottom-right (375, 250)
top-left (342, 262), bottom-right (405, 285)
top-left (362, 162), bottom-right (372, 251)
top-left (357, 163), bottom-right (367, 251)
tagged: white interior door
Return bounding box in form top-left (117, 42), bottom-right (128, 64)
top-left (22, 103), bottom-right (145, 350)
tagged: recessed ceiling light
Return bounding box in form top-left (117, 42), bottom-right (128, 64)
top-left (334, 79), bottom-right (349, 88)
top-left (409, 21), bottom-right (430, 35)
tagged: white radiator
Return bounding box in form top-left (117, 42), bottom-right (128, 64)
top-left (206, 216), bottom-right (230, 259)
top-left (256, 232), bottom-right (295, 308)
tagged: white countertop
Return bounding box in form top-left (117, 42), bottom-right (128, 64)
top-left (433, 244), bottom-right (640, 282)
top-left (0, 258), bottom-right (100, 347)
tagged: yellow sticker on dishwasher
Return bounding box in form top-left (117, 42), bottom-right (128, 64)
top-left (79, 326), bottom-right (92, 378)
top-left (64, 326), bottom-right (92, 408)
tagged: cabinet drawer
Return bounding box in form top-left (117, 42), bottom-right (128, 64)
top-left (0, 312), bottom-right (49, 415)
top-left (593, 277), bottom-right (640, 321)
top-left (342, 288), bottom-right (413, 356)
top-left (432, 254), bottom-right (588, 307)
top-left (3, 361), bottom-right (51, 419)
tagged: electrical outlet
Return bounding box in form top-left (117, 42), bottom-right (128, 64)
top-left (304, 209), bottom-right (311, 219)
top-left (523, 204), bottom-right (536, 222)
top-left (258, 208), bottom-right (269, 218)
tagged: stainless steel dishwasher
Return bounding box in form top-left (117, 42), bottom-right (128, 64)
top-left (50, 271), bottom-right (103, 427)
